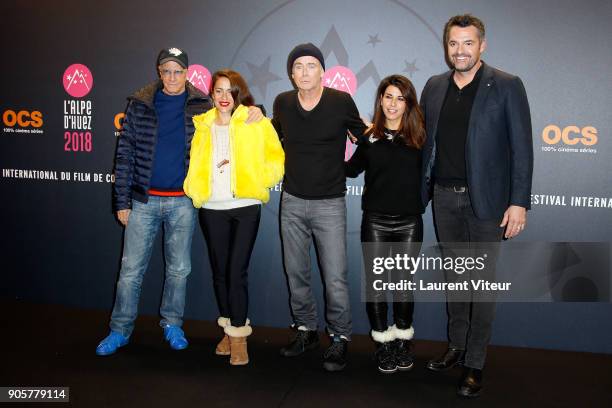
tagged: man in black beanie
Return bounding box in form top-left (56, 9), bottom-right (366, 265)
top-left (273, 43), bottom-right (367, 372)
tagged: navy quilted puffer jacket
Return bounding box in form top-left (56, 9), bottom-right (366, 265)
top-left (113, 80), bottom-right (212, 211)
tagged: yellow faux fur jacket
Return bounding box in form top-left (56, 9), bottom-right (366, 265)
top-left (183, 105), bottom-right (284, 208)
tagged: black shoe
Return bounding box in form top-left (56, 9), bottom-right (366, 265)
top-left (323, 336), bottom-right (348, 372)
top-left (394, 339), bottom-right (414, 371)
top-left (457, 367), bottom-right (483, 398)
top-left (426, 347), bottom-right (465, 372)
top-left (280, 329), bottom-right (320, 357)
top-left (375, 342), bottom-right (397, 374)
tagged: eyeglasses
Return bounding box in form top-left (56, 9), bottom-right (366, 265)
top-left (160, 69), bottom-right (186, 77)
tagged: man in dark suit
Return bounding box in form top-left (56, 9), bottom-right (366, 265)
top-left (420, 15), bottom-right (533, 397)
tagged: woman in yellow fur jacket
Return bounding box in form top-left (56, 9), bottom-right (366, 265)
top-left (183, 69), bottom-right (284, 366)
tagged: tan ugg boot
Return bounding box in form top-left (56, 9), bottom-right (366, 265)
top-left (224, 323), bottom-right (253, 366)
top-left (215, 317), bottom-right (230, 356)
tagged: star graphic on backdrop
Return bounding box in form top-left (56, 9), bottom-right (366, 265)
top-left (367, 34), bottom-right (381, 47)
top-left (246, 56), bottom-right (282, 99)
top-left (403, 59), bottom-right (419, 77)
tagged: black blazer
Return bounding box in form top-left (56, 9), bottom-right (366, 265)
top-left (420, 62), bottom-right (533, 220)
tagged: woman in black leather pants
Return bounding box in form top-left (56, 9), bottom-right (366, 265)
top-left (346, 75), bottom-right (425, 374)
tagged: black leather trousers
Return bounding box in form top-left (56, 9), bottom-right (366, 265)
top-left (361, 211), bottom-right (423, 332)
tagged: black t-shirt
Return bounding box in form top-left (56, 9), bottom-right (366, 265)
top-left (345, 130), bottom-right (424, 216)
top-left (434, 65), bottom-right (483, 187)
top-left (272, 87), bottom-right (367, 199)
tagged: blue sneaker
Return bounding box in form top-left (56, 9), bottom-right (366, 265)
top-left (164, 325), bottom-right (188, 350)
top-left (96, 331), bottom-right (129, 356)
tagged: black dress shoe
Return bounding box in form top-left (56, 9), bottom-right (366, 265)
top-left (457, 367), bottom-right (483, 398)
top-left (426, 347), bottom-right (465, 372)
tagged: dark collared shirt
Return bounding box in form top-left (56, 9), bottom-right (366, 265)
top-left (434, 64), bottom-right (484, 187)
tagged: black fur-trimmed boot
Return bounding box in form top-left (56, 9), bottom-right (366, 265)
top-left (372, 328), bottom-right (397, 374)
top-left (392, 325), bottom-right (415, 371)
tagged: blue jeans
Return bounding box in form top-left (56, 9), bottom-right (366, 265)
top-left (109, 195), bottom-right (197, 337)
top-left (280, 192), bottom-right (351, 339)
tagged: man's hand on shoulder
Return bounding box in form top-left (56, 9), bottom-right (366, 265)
top-left (347, 117), bottom-right (372, 144)
top-left (245, 106), bottom-right (264, 124)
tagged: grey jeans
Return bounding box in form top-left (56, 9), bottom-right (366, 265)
top-left (280, 191), bottom-right (352, 339)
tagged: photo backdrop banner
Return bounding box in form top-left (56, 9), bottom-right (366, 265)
top-left (1, 0), bottom-right (610, 353)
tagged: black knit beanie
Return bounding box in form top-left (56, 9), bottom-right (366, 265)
top-left (287, 43), bottom-right (325, 74)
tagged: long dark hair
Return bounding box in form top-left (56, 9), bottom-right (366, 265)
top-left (211, 69), bottom-right (255, 112)
top-left (368, 75), bottom-right (425, 149)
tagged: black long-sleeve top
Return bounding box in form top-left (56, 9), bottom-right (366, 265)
top-left (272, 87), bottom-right (367, 199)
top-left (345, 132), bottom-right (424, 216)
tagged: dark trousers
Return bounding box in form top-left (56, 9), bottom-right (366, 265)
top-left (361, 211), bottom-right (423, 332)
top-left (433, 184), bottom-right (504, 369)
top-left (200, 205), bottom-right (261, 327)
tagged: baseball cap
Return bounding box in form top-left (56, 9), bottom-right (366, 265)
top-left (157, 47), bottom-right (188, 69)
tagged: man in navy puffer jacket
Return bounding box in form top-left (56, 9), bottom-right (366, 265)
top-left (96, 47), bottom-right (210, 355)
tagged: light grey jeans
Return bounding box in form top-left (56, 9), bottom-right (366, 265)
top-left (280, 191), bottom-right (352, 339)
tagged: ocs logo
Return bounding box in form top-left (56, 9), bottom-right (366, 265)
top-left (63, 63), bottom-right (93, 98)
top-left (542, 125), bottom-right (598, 146)
top-left (2, 110), bottom-right (43, 128)
top-left (114, 113), bottom-right (125, 131)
